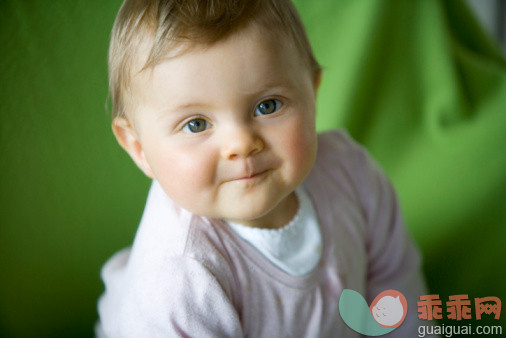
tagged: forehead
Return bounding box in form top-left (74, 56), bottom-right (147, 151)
top-left (129, 23), bottom-right (313, 110)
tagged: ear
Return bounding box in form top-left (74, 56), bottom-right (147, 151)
top-left (313, 69), bottom-right (322, 95)
top-left (112, 117), bottom-right (154, 178)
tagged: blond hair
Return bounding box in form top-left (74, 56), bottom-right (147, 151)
top-left (108, 0), bottom-right (320, 119)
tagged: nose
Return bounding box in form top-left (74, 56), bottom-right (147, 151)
top-left (220, 126), bottom-right (264, 160)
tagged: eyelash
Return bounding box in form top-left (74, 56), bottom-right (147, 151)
top-left (181, 118), bottom-right (211, 134)
top-left (180, 98), bottom-right (284, 134)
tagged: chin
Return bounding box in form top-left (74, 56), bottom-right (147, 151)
top-left (225, 206), bottom-right (271, 223)
top-left (222, 198), bottom-right (277, 223)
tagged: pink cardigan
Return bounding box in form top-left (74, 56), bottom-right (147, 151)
top-left (97, 130), bottom-right (426, 337)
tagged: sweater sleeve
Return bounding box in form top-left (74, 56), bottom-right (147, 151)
top-left (345, 133), bottom-right (427, 337)
top-left (97, 250), bottom-right (243, 338)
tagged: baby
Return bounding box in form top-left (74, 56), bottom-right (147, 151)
top-left (97, 0), bottom-right (427, 336)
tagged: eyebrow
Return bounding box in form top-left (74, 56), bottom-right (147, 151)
top-left (238, 82), bottom-right (297, 98)
top-left (155, 102), bottom-right (209, 121)
top-left (171, 102), bottom-right (209, 111)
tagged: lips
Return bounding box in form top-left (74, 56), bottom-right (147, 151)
top-left (224, 158), bottom-right (276, 183)
top-left (234, 169), bottom-right (269, 181)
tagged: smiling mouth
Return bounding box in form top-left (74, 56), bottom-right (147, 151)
top-left (233, 169), bottom-right (270, 181)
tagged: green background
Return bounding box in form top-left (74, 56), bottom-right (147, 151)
top-left (1, 0), bottom-right (504, 336)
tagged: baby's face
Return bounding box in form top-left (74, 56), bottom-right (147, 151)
top-left (120, 24), bottom-right (318, 228)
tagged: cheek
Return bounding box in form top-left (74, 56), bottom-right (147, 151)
top-left (279, 113), bottom-right (317, 178)
top-left (144, 141), bottom-right (218, 204)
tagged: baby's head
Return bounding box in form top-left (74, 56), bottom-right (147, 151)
top-left (109, 0), bottom-right (321, 229)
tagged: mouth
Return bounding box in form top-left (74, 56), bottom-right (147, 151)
top-left (232, 169), bottom-right (270, 182)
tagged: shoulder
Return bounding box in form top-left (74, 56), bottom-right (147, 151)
top-left (98, 182), bottom-right (241, 336)
top-left (98, 251), bottom-right (241, 337)
top-left (316, 128), bottom-right (359, 152)
top-left (315, 129), bottom-right (371, 171)
top-left (310, 129), bottom-right (379, 196)
top-left (116, 181), bottom-right (237, 282)
top-left (309, 129), bottom-right (399, 231)
top-left (129, 181), bottom-right (234, 265)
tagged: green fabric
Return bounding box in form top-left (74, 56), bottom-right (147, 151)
top-left (1, 0), bottom-right (504, 336)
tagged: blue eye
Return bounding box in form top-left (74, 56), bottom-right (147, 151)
top-left (182, 118), bottom-right (210, 133)
top-left (254, 99), bottom-right (282, 116)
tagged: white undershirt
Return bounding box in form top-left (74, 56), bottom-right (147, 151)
top-left (227, 187), bottom-right (322, 276)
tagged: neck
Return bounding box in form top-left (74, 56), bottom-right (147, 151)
top-left (229, 191), bottom-right (299, 230)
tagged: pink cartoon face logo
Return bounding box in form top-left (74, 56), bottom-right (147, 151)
top-left (370, 290), bottom-right (408, 328)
